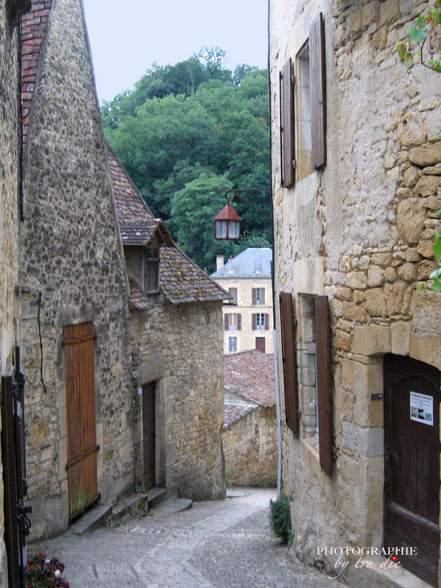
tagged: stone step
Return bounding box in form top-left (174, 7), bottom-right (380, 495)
top-left (69, 504), bottom-right (113, 535)
top-left (150, 496), bottom-right (192, 515)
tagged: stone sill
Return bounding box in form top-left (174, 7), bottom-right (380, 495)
top-left (301, 436), bottom-right (328, 491)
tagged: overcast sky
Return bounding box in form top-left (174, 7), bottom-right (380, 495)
top-left (82, 0), bottom-right (268, 103)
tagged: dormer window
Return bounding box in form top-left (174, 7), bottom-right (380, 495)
top-left (143, 247), bottom-right (160, 300)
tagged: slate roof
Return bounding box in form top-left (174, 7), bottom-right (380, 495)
top-left (210, 248), bottom-right (272, 279)
top-left (224, 350), bottom-right (276, 408)
top-left (107, 142), bottom-right (229, 306)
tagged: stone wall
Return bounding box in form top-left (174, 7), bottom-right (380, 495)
top-left (20, 0), bottom-right (133, 539)
top-left (270, 0), bottom-right (441, 579)
top-left (131, 300), bottom-right (225, 500)
top-left (0, 3), bottom-right (22, 583)
top-left (223, 406), bottom-right (277, 487)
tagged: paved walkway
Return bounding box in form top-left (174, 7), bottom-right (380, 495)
top-left (31, 487), bottom-right (334, 587)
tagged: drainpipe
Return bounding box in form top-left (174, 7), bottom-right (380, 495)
top-left (267, 0), bottom-right (282, 498)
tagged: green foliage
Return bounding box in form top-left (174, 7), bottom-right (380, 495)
top-left (103, 48), bottom-right (271, 272)
top-left (269, 495), bottom-right (293, 545)
top-left (397, 0), bottom-right (441, 72)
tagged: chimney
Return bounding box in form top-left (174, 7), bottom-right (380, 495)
top-left (216, 254), bottom-right (224, 271)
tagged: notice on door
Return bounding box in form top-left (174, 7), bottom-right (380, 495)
top-left (410, 391), bottom-right (434, 426)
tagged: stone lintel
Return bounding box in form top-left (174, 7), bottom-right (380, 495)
top-left (352, 325), bottom-right (391, 356)
top-left (139, 353), bottom-right (165, 385)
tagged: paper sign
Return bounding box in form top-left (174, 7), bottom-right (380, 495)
top-left (410, 391), bottom-right (433, 426)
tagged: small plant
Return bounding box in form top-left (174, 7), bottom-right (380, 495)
top-left (26, 552), bottom-right (70, 588)
top-left (397, 0), bottom-right (441, 72)
top-left (225, 468), bottom-right (235, 486)
top-left (269, 495), bottom-right (293, 545)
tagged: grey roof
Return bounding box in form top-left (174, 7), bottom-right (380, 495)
top-left (210, 248), bottom-right (272, 279)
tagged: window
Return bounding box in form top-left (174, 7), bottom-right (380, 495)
top-left (228, 337), bottom-right (238, 353)
top-left (252, 287), bottom-right (265, 305)
top-left (228, 288), bottom-right (238, 305)
top-left (252, 313), bottom-right (269, 331)
top-left (297, 293), bottom-right (332, 476)
top-left (144, 247), bottom-right (160, 300)
top-left (279, 12), bottom-right (326, 186)
top-left (224, 313), bottom-right (241, 331)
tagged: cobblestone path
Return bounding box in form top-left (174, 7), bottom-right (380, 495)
top-left (32, 488), bottom-right (334, 587)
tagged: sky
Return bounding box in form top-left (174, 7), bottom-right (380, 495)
top-left (82, 0), bottom-right (269, 103)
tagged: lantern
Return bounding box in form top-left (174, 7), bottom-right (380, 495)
top-left (214, 197), bottom-right (242, 240)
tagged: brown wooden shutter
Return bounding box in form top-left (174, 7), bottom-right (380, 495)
top-left (262, 288), bottom-right (266, 305)
top-left (310, 13), bottom-right (326, 170)
top-left (280, 292), bottom-right (298, 436)
top-left (252, 288), bottom-right (257, 305)
top-left (314, 295), bottom-right (332, 475)
top-left (252, 314), bottom-right (257, 330)
top-left (265, 313), bottom-right (269, 330)
top-left (224, 314), bottom-right (229, 330)
top-left (238, 313), bottom-right (242, 331)
top-left (280, 59), bottom-right (295, 187)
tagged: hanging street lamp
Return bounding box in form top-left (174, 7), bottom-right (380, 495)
top-left (214, 195), bottom-right (242, 240)
top-left (214, 188), bottom-right (271, 240)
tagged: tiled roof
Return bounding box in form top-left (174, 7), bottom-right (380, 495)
top-left (107, 143), bottom-right (154, 224)
top-left (210, 248), bottom-right (272, 279)
top-left (107, 143), bottom-right (229, 306)
top-left (160, 247), bottom-right (229, 304)
top-left (129, 282), bottom-right (150, 311)
top-left (223, 403), bottom-right (255, 428)
top-left (224, 351), bottom-right (276, 407)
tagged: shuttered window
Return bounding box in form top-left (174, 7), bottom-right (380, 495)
top-left (310, 13), bottom-right (326, 170)
top-left (279, 58), bottom-right (295, 188)
top-left (252, 313), bottom-right (269, 331)
top-left (252, 287), bottom-right (265, 305)
top-left (228, 287), bottom-right (238, 305)
top-left (314, 295), bottom-right (332, 475)
top-left (280, 292), bottom-right (298, 436)
top-left (225, 313), bottom-right (241, 331)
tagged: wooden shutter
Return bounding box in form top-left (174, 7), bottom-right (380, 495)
top-left (265, 313), bottom-right (269, 330)
top-left (280, 59), bottom-right (295, 187)
top-left (252, 314), bottom-right (257, 330)
top-left (252, 288), bottom-right (257, 305)
top-left (224, 314), bottom-right (229, 330)
top-left (237, 313), bottom-right (242, 331)
top-left (261, 288), bottom-right (266, 305)
top-left (314, 295), bottom-right (332, 475)
top-left (280, 292), bottom-right (298, 436)
top-left (228, 287), bottom-right (237, 305)
top-left (310, 13), bottom-right (326, 170)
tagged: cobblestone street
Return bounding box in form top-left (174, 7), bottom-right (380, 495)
top-left (32, 488), bottom-right (334, 587)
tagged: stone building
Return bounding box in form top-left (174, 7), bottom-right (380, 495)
top-left (18, 0), bottom-right (227, 541)
top-left (270, 0), bottom-right (441, 586)
top-left (211, 248), bottom-right (274, 354)
top-left (0, 1), bottom-right (31, 583)
top-left (223, 351), bottom-right (277, 487)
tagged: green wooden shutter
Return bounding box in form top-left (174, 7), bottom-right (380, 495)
top-left (310, 13), bottom-right (326, 170)
top-left (280, 292), bottom-right (298, 436)
top-left (279, 59), bottom-right (295, 187)
top-left (314, 295), bottom-right (332, 475)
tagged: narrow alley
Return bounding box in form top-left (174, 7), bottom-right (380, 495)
top-left (32, 488), bottom-right (334, 587)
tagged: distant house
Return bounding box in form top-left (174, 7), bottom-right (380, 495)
top-left (211, 248), bottom-right (274, 354)
top-left (223, 351), bottom-right (277, 487)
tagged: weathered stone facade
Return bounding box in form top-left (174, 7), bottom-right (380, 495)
top-left (20, 0), bottom-right (134, 538)
top-left (131, 302), bottom-right (225, 500)
top-left (0, 1), bottom-right (23, 582)
top-left (223, 406), bottom-right (277, 487)
top-left (270, 0), bottom-right (441, 585)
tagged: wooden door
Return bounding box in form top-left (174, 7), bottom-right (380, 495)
top-left (64, 322), bottom-right (99, 521)
top-left (384, 354), bottom-right (440, 587)
top-left (255, 337), bottom-right (266, 353)
top-left (142, 382), bottom-right (156, 491)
